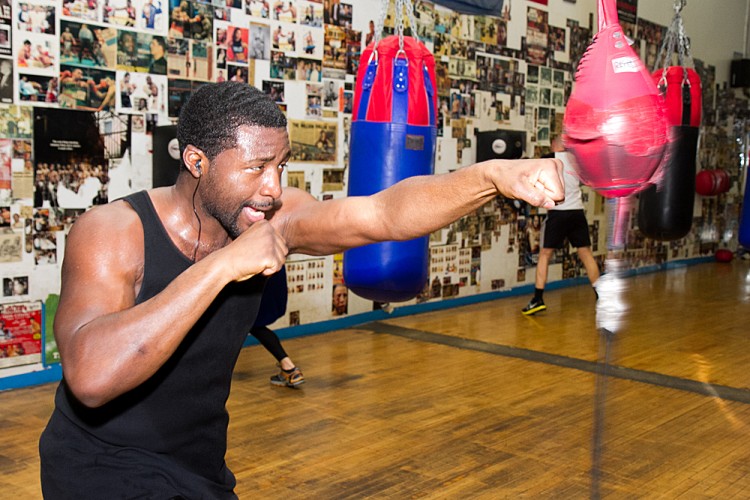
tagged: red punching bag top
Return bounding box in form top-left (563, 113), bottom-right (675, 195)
top-left (352, 35), bottom-right (437, 126)
top-left (563, 0), bottom-right (669, 198)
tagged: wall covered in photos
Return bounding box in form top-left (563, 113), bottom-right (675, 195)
top-left (0, 0), bottom-right (747, 383)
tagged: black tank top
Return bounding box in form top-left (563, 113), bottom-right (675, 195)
top-left (40, 190), bottom-right (265, 497)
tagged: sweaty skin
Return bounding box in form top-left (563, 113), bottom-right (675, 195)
top-left (53, 124), bottom-right (564, 408)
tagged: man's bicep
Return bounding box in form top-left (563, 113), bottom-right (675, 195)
top-left (54, 210), bottom-right (142, 347)
top-left (275, 188), bottom-right (379, 255)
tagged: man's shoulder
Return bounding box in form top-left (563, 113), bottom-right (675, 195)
top-left (74, 197), bottom-right (139, 230)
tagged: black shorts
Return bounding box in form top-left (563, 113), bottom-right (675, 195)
top-left (541, 209), bottom-right (592, 249)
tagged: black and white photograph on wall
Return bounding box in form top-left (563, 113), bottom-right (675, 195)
top-left (539, 87), bottom-right (551, 105)
top-left (3, 276), bottom-right (28, 296)
top-left (0, 0), bottom-right (10, 33)
top-left (248, 22), bottom-right (270, 60)
top-left (321, 78), bottom-right (340, 109)
top-left (0, 23), bottom-right (10, 58)
top-left (0, 57), bottom-right (12, 103)
top-left (289, 119), bottom-right (337, 163)
top-left (539, 66), bottom-right (552, 87)
top-left (60, 21), bottom-right (116, 70)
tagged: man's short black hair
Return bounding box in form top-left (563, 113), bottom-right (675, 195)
top-left (177, 81), bottom-right (287, 162)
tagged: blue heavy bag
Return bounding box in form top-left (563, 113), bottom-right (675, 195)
top-left (740, 172), bottom-right (750, 248)
top-left (344, 35), bottom-right (437, 302)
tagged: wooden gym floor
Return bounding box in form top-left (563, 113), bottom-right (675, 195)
top-left (2, 260), bottom-right (749, 498)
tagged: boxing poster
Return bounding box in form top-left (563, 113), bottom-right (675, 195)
top-left (0, 300), bottom-right (42, 369)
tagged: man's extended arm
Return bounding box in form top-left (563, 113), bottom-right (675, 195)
top-left (276, 158), bottom-right (563, 256)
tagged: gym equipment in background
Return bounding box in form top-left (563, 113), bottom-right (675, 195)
top-left (638, 0), bottom-right (701, 241)
top-left (344, 0), bottom-right (437, 303)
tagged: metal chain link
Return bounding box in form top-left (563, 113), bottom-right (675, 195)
top-left (396, 0), bottom-right (405, 50)
top-left (373, 0), bottom-right (390, 53)
top-left (656, 0), bottom-right (693, 86)
top-left (404, 0), bottom-right (421, 44)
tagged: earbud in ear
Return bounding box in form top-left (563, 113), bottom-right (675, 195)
top-left (195, 159), bottom-right (202, 175)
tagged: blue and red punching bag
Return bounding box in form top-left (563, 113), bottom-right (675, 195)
top-left (563, 0), bottom-right (669, 199)
top-left (638, 16), bottom-right (703, 242)
top-left (344, 35), bottom-right (437, 302)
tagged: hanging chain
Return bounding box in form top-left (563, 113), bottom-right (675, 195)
top-left (373, 0), bottom-right (390, 53)
top-left (404, 0), bottom-right (421, 44)
top-left (396, 0), bottom-right (405, 51)
top-left (656, 0), bottom-right (693, 86)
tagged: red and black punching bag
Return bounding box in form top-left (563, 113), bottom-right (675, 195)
top-left (344, 35), bottom-right (437, 303)
top-left (563, 0), bottom-right (669, 198)
top-left (638, 67), bottom-right (702, 240)
top-left (638, 0), bottom-right (702, 241)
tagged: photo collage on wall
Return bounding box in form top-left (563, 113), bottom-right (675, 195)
top-left (0, 0), bottom-right (741, 344)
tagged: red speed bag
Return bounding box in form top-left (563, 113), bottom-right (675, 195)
top-left (653, 67), bottom-right (702, 127)
top-left (563, 0), bottom-right (669, 198)
top-left (344, 36), bottom-right (437, 303)
top-left (695, 169), bottom-right (730, 196)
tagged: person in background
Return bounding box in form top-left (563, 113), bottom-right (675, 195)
top-left (521, 135), bottom-right (600, 315)
top-left (249, 265), bottom-right (305, 388)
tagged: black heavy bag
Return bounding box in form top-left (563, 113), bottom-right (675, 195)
top-left (638, 125), bottom-right (698, 240)
top-left (638, 2), bottom-right (701, 241)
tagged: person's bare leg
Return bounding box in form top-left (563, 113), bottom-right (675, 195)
top-left (535, 248), bottom-right (555, 289)
top-left (576, 246), bottom-right (600, 285)
top-left (278, 356), bottom-right (295, 371)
